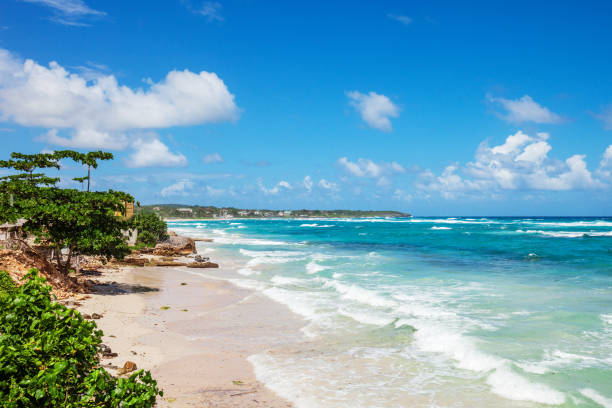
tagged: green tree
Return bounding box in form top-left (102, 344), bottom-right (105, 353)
top-left (0, 150), bottom-right (132, 273)
top-left (0, 270), bottom-right (161, 407)
top-left (130, 212), bottom-right (168, 247)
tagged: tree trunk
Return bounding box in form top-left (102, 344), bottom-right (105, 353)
top-left (87, 165), bottom-right (91, 192)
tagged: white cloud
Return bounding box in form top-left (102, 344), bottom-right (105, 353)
top-left (257, 179), bottom-right (292, 195)
top-left (597, 144), bottom-right (612, 180)
top-left (127, 136), bottom-right (187, 168)
top-left (487, 95), bottom-right (562, 124)
top-left (347, 91), bottom-right (399, 131)
top-left (22, 0), bottom-right (105, 26)
top-left (203, 152), bottom-right (223, 164)
top-left (418, 131), bottom-right (607, 198)
top-left (393, 188), bottom-right (412, 201)
top-left (337, 157), bottom-right (405, 179)
top-left (302, 175), bottom-right (313, 192)
top-left (161, 179), bottom-right (194, 197)
top-left (197, 2), bottom-right (223, 22)
top-left (0, 49), bottom-right (238, 149)
top-left (595, 105), bottom-right (612, 130)
top-left (387, 14), bottom-right (412, 25)
top-left (601, 145), bottom-right (612, 167)
top-left (318, 179), bottom-right (338, 191)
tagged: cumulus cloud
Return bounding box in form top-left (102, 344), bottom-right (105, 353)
top-left (387, 14), bottom-right (412, 25)
top-left (597, 144), bottom-right (612, 180)
top-left (161, 179), bottom-right (194, 197)
top-left (22, 0), bottom-right (105, 26)
top-left (303, 175), bottom-right (313, 192)
top-left (257, 179), bottom-right (292, 195)
top-left (318, 179), bottom-right (338, 191)
top-left (417, 131), bottom-right (607, 198)
top-left (347, 91), bottom-right (399, 131)
top-left (0, 49), bottom-right (238, 149)
top-left (487, 95), bottom-right (562, 124)
top-left (127, 136), bottom-right (188, 168)
top-left (338, 157), bottom-right (405, 180)
top-left (203, 152), bottom-right (223, 164)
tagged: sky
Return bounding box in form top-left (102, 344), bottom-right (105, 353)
top-left (0, 0), bottom-right (611, 215)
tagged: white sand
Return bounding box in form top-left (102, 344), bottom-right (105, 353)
top-left (77, 265), bottom-right (302, 407)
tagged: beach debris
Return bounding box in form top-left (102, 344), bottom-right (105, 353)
top-left (91, 313), bottom-right (103, 319)
top-left (117, 361), bottom-right (137, 375)
top-left (187, 261), bottom-right (219, 268)
top-left (194, 255), bottom-right (209, 263)
top-left (100, 344), bottom-right (118, 358)
top-left (180, 282), bottom-right (187, 286)
top-left (181, 309), bottom-right (188, 312)
top-left (148, 260), bottom-right (188, 267)
top-left (82, 313), bottom-right (91, 319)
top-left (232, 380), bottom-right (244, 386)
top-left (160, 306), bottom-right (170, 310)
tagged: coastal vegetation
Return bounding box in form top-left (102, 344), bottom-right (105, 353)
top-left (139, 204), bottom-right (410, 219)
top-left (130, 212), bottom-right (168, 247)
top-left (0, 150), bottom-right (133, 273)
top-left (0, 269), bottom-right (161, 407)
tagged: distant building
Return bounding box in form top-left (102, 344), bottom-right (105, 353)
top-left (0, 218), bottom-right (26, 241)
top-left (283, 211), bottom-right (292, 216)
top-left (177, 208), bottom-right (193, 215)
top-left (253, 210), bottom-right (261, 216)
top-left (238, 210), bottom-right (249, 216)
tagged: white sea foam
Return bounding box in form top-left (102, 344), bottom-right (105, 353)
top-left (332, 272), bottom-right (343, 279)
top-left (431, 226), bottom-right (451, 230)
top-left (601, 314), bottom-right (612, 325)
top-left (248, 354), bottom-right (321, 408)
top-left (324, 280), bottom-right (396, 308)
top-left (580, 388), bottom-right (612, 408)
top-left (213, 236), bottom-right (290, 246)
top-left (487, 366), bottom-right (565, 405)
top-left (300, 223), bottom-right (334, 228)
top-left (338, 308), bottom-right (394, 326)
top-left (305, 261), bottom-right (328, 274)
top-left (530, 220), bottom-right (612, 227)
top-left (271, 275), bottom-right (307, 286)
top-left (240, 249), bottom-right (303, 258)
top-left (262, 287), bottom-right (320, 320)
top-left (518, 229), bottom-right (612, 238)
top-left (237, 267), bottom-right (258, 276)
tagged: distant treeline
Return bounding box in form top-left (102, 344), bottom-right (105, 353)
top-left (138, 204), bottom-right (410, 219)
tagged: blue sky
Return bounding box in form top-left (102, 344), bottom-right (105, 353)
top-left (0, 0), bottom-right (611, 215)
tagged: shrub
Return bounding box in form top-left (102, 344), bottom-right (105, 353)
top-left (0, 271), bottom-right (15, 298)
top-left (0, 269), bottom-right (162, 407)
top-left (131, 212), bottom-right (168, 247)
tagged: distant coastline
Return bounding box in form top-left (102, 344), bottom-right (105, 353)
top-left (142, 204), bottom-right (410, 220)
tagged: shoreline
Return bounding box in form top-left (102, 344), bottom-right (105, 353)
top-left (75, 264), bottom-right (302, 407)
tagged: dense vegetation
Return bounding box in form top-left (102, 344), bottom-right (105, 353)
top-left (0, 270), bottom-right (161, 407)
top-left (139, 204), bottom-right (410, 219)
top-left (0, 151), bottom-right (133, 273)
top-left (130, 212), bottom-right (168, 247)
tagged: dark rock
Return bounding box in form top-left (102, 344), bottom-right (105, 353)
top-left (91, 313), bottom-right (103, 319)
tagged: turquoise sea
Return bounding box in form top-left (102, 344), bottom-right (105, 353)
top-left (168, 217), bottom-right (612, 408)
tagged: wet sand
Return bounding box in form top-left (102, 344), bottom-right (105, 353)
top-left (77, 265), bottom-right (303, 407)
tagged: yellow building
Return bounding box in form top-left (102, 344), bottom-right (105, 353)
top-left (115, 201), bottom-right (134, 218)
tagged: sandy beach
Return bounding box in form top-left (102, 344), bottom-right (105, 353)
top-left (76, 265), bottom-right (303, 407)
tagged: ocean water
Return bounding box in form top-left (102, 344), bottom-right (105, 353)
top-left (168, 217), bottom-right (612, 408)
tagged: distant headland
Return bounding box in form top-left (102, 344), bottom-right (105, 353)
top-left (139, 204), bottom-right (411, 219)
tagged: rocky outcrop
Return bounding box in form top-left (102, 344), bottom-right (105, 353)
top-left (187, 261), bottom-right (219, 268)
top-left (153, 236), bottom-right (196, 256)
